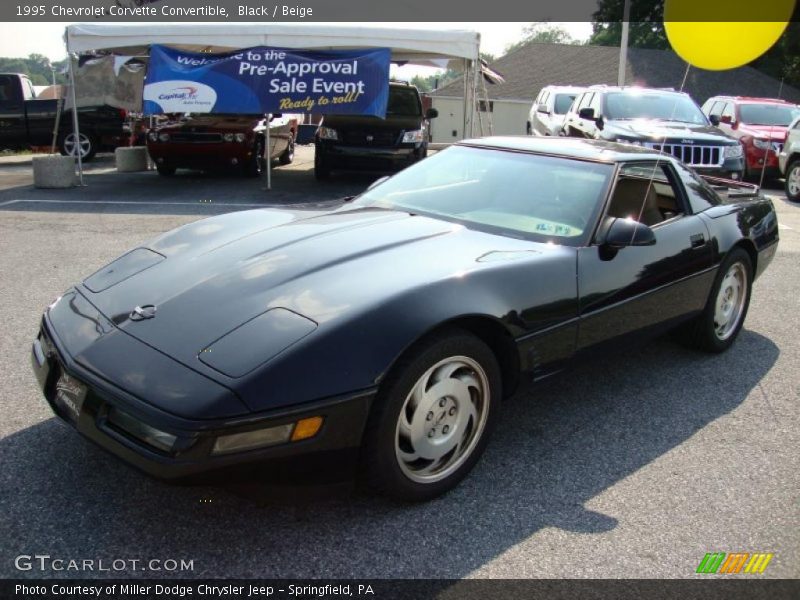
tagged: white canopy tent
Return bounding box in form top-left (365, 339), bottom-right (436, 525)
top-left (63, 23), bottom-right (483, 186)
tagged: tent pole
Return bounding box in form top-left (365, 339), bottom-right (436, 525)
top-left (67, 53), bottom-right (85, 186)
top-left (266, 116), bottom-right (272, 191)
top-left (462, 58), bottom-right (468, 140)
top-left (472, 59), bottom-right (480, 137)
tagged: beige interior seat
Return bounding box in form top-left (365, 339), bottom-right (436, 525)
top-left (607, 178), bottom-right (663, 226)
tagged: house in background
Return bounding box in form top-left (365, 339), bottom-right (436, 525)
top-left (430, 41), bottom-right (800, 144)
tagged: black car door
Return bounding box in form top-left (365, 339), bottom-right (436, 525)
top-left (576, 160), bottom-right (715, 353)
top-left (0, 75), bottom-right (27, 145)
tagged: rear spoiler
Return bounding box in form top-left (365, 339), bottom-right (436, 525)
top-left (700, 175), bottom-right (761, 199)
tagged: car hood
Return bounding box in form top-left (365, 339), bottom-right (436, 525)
top-left (605, 119), bottom-right (737, 144)
top-left (736, 124), bottom-right (789, 140)
top-left (78, 207), bottom-right (536, 383)
top-left (159, 116), bottom-right (261, 132)
top-left (321, 114), bottom-right (422, 130)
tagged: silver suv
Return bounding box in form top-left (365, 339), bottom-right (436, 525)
top-left (778, 116), bottom-right (800, 201)
top-left (528, 86), bottom-right (584, 136)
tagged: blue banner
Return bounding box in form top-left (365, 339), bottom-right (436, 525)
top-left (143, 44), bottom-right (391, 117)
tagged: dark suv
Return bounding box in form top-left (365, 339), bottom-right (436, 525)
top-left (562, 86), bottom-right (745, 180)
top-left (314, 81), bottom-right (437, 179)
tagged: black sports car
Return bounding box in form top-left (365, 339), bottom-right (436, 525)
top-left (31, 137), bottom-right (778, 501)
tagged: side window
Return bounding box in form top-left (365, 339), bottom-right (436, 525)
top-left (0, 75), bottom-right (14, 103)
top-left (23, 78), bottom-right (35, 100)
top-left (721, 102), bottom-right (735, 121)
top-left (589, 92), bottom-right (602, 113)
top-left (708, 101), bottom-right (724, 117)
top-left (578, 93), bottom-right (593, 111)
top-left (606, 162), bottom-right (685, 227)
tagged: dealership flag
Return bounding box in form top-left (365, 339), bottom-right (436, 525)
top-left (143, 44), bottom-right (391, 117)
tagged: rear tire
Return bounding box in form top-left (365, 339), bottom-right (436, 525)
top-left (677, 248), bottom-right (752, 353)
top-left (360, 329), bottom-right (501, 501)
top-left (59, 131), bottom-right (97, 161)
top-left (785, 158), bottom-right (800, 202)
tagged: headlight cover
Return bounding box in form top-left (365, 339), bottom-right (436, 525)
top-left (724, 144), bottom-right (744, 158)
top-left (752, 138), bottom-right (771, 150)
top-left (147, 131), bottom-right (158, 142)
top-left (157, 132), bottom-right (170, 142)
top-left (402, 129), bottom-right (425, 143)
top-left (234, 133), bottom-right (247, 143)
top-left (223, 133), bottom-right (235, 142)
top-left (317, 126), bottom-right (338, 140)
top-left (107, 408), bottom-right (177, 453)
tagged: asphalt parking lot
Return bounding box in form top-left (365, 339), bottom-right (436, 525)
top-left (0, 146), bottom-right (798, 579)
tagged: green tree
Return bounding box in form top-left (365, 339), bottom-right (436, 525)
top-left (590, 0), bottom-right (800, 90)
top-left (0, 53), bottom-right (67, 86)
top-left (504, 23), bottom-right (580, 55)
top-left (590, 0), bottom-right (667, 49)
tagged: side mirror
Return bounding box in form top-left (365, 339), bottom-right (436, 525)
top-left (595, 115), bottom-right (605, 131)
top-left (425, 107), bottom-right (438, 119)
top-left (603, 217), bottom-right (656, 249)
top-left (719, 115), bottom-right (733, 125)
top-left (536, 103), bottom-right (549, 114)
top-left (709, 114), bottom-right (720, 126)
top-left (578, 107), bottom-right (595, 120)
top-left (366, 175), bottom-right (390, 191)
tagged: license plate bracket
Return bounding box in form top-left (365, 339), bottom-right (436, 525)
top-left (54, 371), bottom-right (87, 425)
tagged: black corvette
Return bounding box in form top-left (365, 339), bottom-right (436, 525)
top-left (32, 137), bottom-right (778, 501)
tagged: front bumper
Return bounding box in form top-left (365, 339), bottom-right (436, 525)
top-left (32, 314), bottom-right (374, 485)
top-left (316, 141), bottom-right (425, 171)
top-left (694, 156), bottom-right (745, 179)
top-left (147, 142), bottom-right (253, 169)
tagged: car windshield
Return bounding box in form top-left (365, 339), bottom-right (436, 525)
top-left (739, 103), bottom-right (800, 126)
top-left (554, 93), bottom-right (578, 115)
top-left (605, 92), bottom-right (707, 124)
top-left (353, 145), bottom-right (614, 245)
top-left (386, 87), bottom-right (422, 117)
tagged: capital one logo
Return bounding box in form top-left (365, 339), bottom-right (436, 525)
top-left (143, 80), bottom-right (217, 112)
top-left (696, 552), bottom-right (774, 574)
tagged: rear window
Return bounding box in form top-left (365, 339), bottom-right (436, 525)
top-left (387, 87), bottom-right (422, 117)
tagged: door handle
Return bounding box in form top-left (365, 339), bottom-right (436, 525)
top-left (690, 233), bottom-right (706, 248)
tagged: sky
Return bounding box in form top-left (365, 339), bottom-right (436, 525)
top-left (0, 21), bottom-right (594, 66)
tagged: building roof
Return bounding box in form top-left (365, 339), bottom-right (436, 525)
top-left (432, 42), bottom-right (800, 105)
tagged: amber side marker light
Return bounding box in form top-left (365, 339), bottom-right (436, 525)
top-left (292, 416), bottom-right (324, 441)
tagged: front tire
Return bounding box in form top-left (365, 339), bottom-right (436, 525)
top-left (155, 163), bottom-right (176, 176)
top-left (243, 138), bottom-right (265, 177)
top-left (279, 132), bottom-right (295, 165)
top-left (679, 248), bottom-right (752, 353)
top-left (785, 158), bottom-right (800, 202)
top-left (314, 148), bottom-right (331, 180)
top-left (361, 329), bottom-right (501, 501)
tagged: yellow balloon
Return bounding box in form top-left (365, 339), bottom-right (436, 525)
top-left (664, 0), bottom-right (795, 70)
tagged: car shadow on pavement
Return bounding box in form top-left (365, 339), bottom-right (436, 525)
top-left (0, 329), bottom-right (778, 578)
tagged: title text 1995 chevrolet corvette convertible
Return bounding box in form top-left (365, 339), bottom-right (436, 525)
top-left (32, 138), bottom-right (778, 501)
